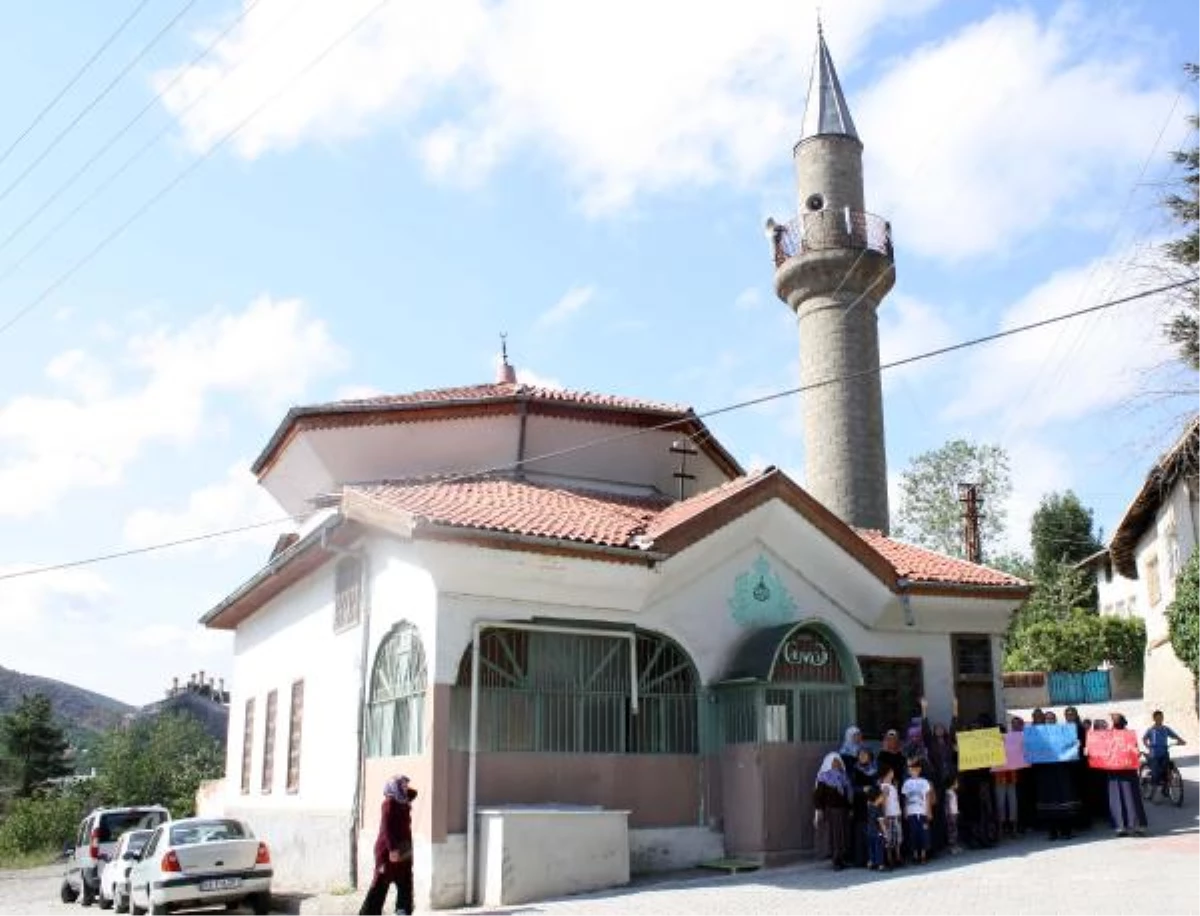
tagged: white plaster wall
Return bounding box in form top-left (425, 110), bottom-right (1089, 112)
top-left (523, 417), bottom-right (730, 496)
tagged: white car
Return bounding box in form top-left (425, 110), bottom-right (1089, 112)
top-left (126, 817), bottom-right (272, 915)
top-left (98, 828), bottom-right (153, 912)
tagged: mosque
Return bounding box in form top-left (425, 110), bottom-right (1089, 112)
top-left (199, 27), bottom-right (1029, 909)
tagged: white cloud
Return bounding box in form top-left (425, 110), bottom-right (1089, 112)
top-left (734, 287), bottom-right (762, 311)
top-left (0, 296), bottom-right (345, 518)
top-left (997, 437), bottom-right (1075, 557)
top-left (942, 250), bottom-right (1180, 432)
top-left (878, 293), bottom-right (958, 389)
top-left (514, 366), bottom-right (563, 389)
top-left (858, 7), bottom-right (1178, 262)
top-left (128, 623), bottom-right (231, 657)
top-left (124, 461), bottom-right (290, 556)
top-left (0, 566), bottom-right (111, 636)
top-left (537, 285), bottom-right (595, 328)
top-left (155, 0), bottom-right (942, 215)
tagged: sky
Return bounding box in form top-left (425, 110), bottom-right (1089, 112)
top-left (0, 0), bottom-right (1195, 708)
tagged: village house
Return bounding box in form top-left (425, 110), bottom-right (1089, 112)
top-left (1088, 416), bottom-right (1199, 735)
top-left (196, 29), bottom-right (1030, 909)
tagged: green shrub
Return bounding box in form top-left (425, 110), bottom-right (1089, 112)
top-left (1166, 550), bottom-right (1199, 679)
top-left (1006, 608), bottom-right (1145, 674)
top-left (0, 789), bottom-right (88, 858)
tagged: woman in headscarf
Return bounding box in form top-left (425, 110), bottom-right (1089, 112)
top-left (1105, 713), bottom-right (1148, 836)
top-left (1031, 710), bottom-right (1080, 841)
top-left (813, 752), bottom-right (853, 870)
top-left (838, 725), bottom-right (864, 772)
top-left (877, 728), bottom-right (907, 789)
top-left (359, 775), bottom-right (418, 916)
top-left (1063, 706), bottom-right (1093, 832)
top-left (919, 696), bottom-right (957, 856)
top-left (849, 746), bottom-right (878, 867)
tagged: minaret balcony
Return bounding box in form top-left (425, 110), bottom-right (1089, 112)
top-left (770, 209), bottom-right (893, 267)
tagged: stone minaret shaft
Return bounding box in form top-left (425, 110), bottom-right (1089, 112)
top-left (773, 26), bottom-right (895, 533)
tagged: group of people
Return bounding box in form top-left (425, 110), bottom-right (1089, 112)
top-left (811, 700), bottom-right (1186, 872)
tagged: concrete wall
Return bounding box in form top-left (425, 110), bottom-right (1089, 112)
top-left (477, 808), bottom-right (630, 905)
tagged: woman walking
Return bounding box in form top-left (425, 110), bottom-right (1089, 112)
top-left (359, 775), bottom-right (418, 916)
top-left (813, 753), bottom-right (853, 870)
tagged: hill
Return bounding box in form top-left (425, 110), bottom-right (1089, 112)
top-left (0, 665), bottom-right (133, 742)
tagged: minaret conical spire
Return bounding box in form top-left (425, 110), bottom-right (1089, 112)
top-left (799, 23), bottom-right (859, 144)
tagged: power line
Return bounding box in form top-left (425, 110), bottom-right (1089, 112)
top-left (0, 0), bottom-right (310, 294)
top-left (0, 516), bottom-right (304, 583)
top-left (0, 0), bottom-right (202, 210)
top-left (0, 0), bottom-right (268, 261)
top-left (0, 274), bottom-right (1191, 585)
top-left (0, 0), bottom-right (153, 171)
top-left (0, 0), bottom-right (392, 338)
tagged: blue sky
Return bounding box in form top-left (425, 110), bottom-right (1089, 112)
top-left (0, 0), bottom-right (1195, 706)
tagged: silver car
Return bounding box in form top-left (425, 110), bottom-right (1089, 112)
top-left (98, 828), bottom-right (153, 912)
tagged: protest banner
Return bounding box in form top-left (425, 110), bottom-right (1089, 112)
top-left (1085, 728), bottom-right (1140, 771)
top-left (992, 731), bottom-right (1030, 772)
top-left (957, 727), bottom-right (1006, 770)
top-left (1022, 723), bottom-right (1080, 763)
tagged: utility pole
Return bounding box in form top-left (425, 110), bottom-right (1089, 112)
top-left (959, 482), bottom-right (983, 563)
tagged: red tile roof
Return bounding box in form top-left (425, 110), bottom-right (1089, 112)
top-left (346, 478), bottom-right (669, 548)
top-left (343, 472), bottom-right (1026, 591)
top-left (854, 529), bottom-right (1026, 588)
top-left (325, 382), bottom-right (687, 415)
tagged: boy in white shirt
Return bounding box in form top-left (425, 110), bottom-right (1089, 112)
top-left (901, 757), bottom-right (934, 864)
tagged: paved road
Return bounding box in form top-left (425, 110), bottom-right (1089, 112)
top-left (0, 864), bottom-right (269, 915)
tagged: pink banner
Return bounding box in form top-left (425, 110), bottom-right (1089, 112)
top-left (992, 731), bottom-right (1030, 772)
top-left (1086, 729), bottom-right (1140, 771)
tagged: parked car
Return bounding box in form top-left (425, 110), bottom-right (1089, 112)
top-left (61, 806), bottom-right (171, 907)
top-left (126, 816), bottom-right (272, 915)
top-left (98, 829), bottom-right (153, 912)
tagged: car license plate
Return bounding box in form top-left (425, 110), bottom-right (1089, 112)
top-left (200, 877), bottom-right (242, 892)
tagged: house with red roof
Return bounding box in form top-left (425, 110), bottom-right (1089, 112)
top-left (197, 29), bottom-right (1031, 908)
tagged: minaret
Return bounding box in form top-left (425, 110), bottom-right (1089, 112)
top-left (771, 24), bottom-right (895, 533)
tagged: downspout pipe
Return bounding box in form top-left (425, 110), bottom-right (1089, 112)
top-left (465, 621), bottom-right (640, 906)
top-left (323, 531), bottom-right (372, 891)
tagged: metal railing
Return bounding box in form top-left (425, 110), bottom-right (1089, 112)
top-left (712, 684), bottom-right (853, 747)
top-left (770, 208), bottom-right (893, 266)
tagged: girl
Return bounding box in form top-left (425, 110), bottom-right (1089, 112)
top-left (901, 757), bottom-right (934, 865)
top-left (359, 775), bottom-right (417, 916)
top-left (944, 775), bottom-right (962, 854)
top-left (813, 753), bottom-right (853, 870)
top-left (850, 747), bottom-right (878, 867)
top-left (879, 765), bottom-right (903, 869)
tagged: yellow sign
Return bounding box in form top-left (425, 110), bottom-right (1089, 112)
top-left (956, 727), bottom-right (1006, 771)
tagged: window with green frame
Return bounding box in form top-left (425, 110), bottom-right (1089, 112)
top-left (451, 628), bottom-right (699, 754)
top-left (366, 622), bottom-right (427, 757)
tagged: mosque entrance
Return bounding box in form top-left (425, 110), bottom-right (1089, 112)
top-left (712, 623), bottom-right (859, 860)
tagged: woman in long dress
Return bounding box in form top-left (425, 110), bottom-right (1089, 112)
top-left (813, 752), bottom-right (853, 870)
top-left (359, 775), bottom-right (418, 916)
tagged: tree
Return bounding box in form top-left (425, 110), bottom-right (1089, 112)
top-left (1030, 490), bottom-right (1104, 610)
top-left (894, 439), bottom-right (1012, 559)
top-left (1005, 608), bottom-right (1145, 674)
top-left (1165, 549), bottom-right (1198, 680)
top-left (95, 713), bottom-right (223, 818)
top-left (1031, 491), bottom-right (1104, 578)
top-left (1162, 63), bottom-right (1198, 370)
top-left (0, 694), bottom-right (70, 797)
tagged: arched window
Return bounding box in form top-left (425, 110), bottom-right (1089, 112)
top-left (452, 628), bottom-right (699, 754)
top-left (366, 622), bottom-right (427, 757)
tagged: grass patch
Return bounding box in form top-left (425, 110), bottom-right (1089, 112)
top-left (0, 847), bottom-right (59, 869)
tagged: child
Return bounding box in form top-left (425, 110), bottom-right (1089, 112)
top-left (1142, 710), bottom-right (1185, 800)
top-left (879, 765), bottom-right (903, 868)
top-left (945, 775), bottom-right (962, 854)
top-left (865, 785), bottom-right (889, 871)
top-left (901, 757), bottom-right (933, 864)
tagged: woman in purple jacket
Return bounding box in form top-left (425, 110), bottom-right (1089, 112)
top-left (359, 775), bottom-right (418, 916)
